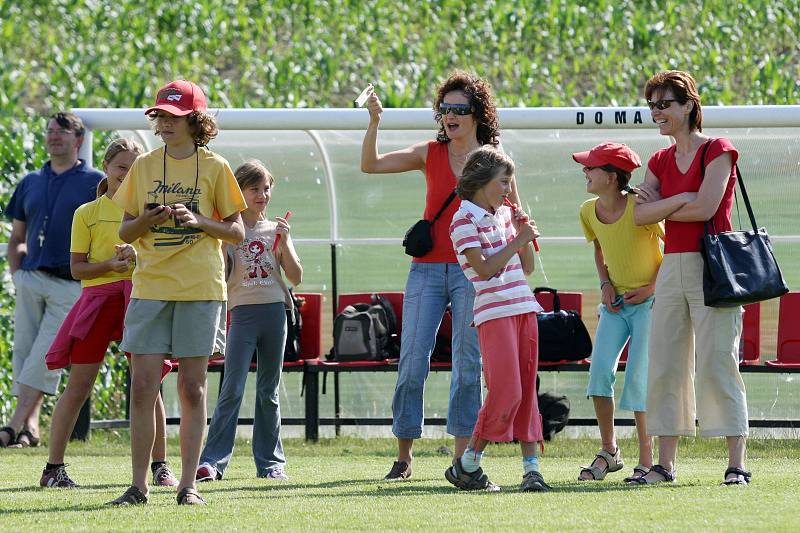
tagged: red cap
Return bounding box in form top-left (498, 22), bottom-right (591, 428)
top-left (144, 80), bottom-right (207, 116)
top-left (571, 142), bottom-right (642, 172)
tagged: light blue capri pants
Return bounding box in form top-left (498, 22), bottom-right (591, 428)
top-left (586, 296), bottom-right (654, 412)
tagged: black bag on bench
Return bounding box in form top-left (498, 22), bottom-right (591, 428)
top-left (533, 287), bottom-right (592, 362)
top-left (332, 294), bottom-right (399, 361)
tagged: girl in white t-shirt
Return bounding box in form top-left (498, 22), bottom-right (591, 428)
top-left (197, 160), bottom-right (302, 482)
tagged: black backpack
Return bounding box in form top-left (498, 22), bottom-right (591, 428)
top-left (283, 289), bottom-right (304, 362)
top-left (536, 375), bottom-right (570, 441)
top-left (331, 294), bottom-right (398, 362)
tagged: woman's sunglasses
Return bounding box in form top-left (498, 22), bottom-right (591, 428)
top-left (438, 103), bottom-right (474, 116)
top-left (646, 99), bottom-right (678, 110)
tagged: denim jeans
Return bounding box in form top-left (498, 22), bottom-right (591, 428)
top-left (586, 295), bottom-right (654, 412)
top-left (200, 302), bottom-right (286, 477)
top-left (392, 262), bottom-right (482, 438)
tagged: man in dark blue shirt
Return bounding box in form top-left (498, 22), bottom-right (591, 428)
top-left (1, 112), bottom-right (103, 448)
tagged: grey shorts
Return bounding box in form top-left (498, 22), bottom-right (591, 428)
top-left (121, 299), bottom-right (226, 358)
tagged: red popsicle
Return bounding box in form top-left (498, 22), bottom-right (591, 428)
top-left (504, 197), bottom-right (540, 252)
top-left (272, 211), bottom-right (293, 252)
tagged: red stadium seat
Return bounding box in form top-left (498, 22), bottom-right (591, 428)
top-left (739, 303), bottom-right (761, 365)
top-left (765, 292), bottom-right (800, 368)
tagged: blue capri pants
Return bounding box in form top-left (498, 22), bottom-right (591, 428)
top-left (586, 296), bottom-right (654, 412)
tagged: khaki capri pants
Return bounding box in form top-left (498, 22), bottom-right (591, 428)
top-left (646, 253), bottom-right (748, 437)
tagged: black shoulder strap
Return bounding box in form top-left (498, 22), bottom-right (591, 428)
top-left (699, 138), bottom-right (757, 231)
top-left (430, 190), bottom-right (457, 222)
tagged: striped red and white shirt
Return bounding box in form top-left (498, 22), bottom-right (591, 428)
top-left (450, 200), bottom-right (543, 326)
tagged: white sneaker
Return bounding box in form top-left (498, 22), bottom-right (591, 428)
top-left (196, 463), bottom-right (219, 482)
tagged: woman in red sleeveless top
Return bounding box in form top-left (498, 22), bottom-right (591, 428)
top-left (361, 72), bottom-right (522, 480)
top-left (633, 70), bottom-right (750, 486)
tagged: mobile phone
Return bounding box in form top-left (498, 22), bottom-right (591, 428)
top-left (612, 295), bottom-right (624, 308)
top-left (355, 84), bottom-right (373, 107)
top-left (145, 202), bottom-right (160, 210)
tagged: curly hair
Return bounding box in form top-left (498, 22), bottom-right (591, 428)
top-left (149, 110), bottom-right (219, 146)
top-left (434, 71), bottom-right (500, 146)
top-left (644, 70), bottom-right (703, 132)
top-left (456, 146), bottom-right (514, 201)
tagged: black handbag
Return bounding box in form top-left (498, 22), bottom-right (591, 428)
top-left (698, 141), bottom-right (789, 307)
top-left (403, 190), bottom-right (457, 257)
top-left (533, 287), bottom-right (593, 362)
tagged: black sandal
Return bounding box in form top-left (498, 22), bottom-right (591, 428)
top-left (106, 485), bottom-right (148, 506)
top-left (16, 429), bottom-right (40, 448)
top-left (444, 458), bottom-right (500, 492)
top-left (722, 466), bottom-right (752, 485)
top-left (177, 487), bottom-right (207, 505)
top-left (0, 426), bottom-right (16, 448)
top-left (627, 464), bottom-right (675, 485)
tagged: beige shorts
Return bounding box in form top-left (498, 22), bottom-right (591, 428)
top-left (121, 299), bottom-right (225, 358)
top-left (11, 270), bottom-right (81, 395)
top-left (646, 253), bottom-right (748, 437)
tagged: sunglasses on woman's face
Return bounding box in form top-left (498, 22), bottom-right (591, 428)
top-left (439, 103), bottom-right (474, 116)
top-left (647, 99), bottom-right (678, 110)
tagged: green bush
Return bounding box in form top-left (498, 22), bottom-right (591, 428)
top-left (2, 0), bottom-right (798, 422)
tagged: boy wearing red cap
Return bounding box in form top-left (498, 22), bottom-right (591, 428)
top-left (572, 143), bottom-right (663, 483)
top-left (108, 80), bottom-right (246, 505)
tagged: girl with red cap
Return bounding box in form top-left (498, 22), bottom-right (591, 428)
top-left (572, 142), bottom-right (663, 483)
top-left (108, 80), bottom-right (247, 505)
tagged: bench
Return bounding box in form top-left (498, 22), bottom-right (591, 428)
top-left (302, 289), bottom-right (589, 438)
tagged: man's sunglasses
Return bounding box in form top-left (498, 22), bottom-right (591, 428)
top-left (438, 103), bottom-right (474, 116)
top-left (646, 99), bottom-right (678, 110)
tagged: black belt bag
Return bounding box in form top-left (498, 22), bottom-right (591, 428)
top-left (403, 190), bottom-right (457, 258)
top-left (697, 141), bottom-right (788, 307)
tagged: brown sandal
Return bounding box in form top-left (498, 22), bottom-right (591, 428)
top-left (106, 485), bottom-right (148, 505)
top-left (16, 429), bottom-right (40, 448)
top-left (0, 426), bottom-right (16, 448)
top-left (177, 487), bottom-right (207, 505)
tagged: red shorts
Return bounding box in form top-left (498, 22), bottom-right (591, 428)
top-left (70, 294), bottom-right (126, 365)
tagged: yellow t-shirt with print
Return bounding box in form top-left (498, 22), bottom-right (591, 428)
top-left (71, 195), bottom-right (133, 288)
top-left (579, 195), bottom-right (664, 294)
top-left (112, 146), bottom-right (246, 301)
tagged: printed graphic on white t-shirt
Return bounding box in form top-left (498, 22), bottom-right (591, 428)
top-left (237, 236), bottom-right (276, 287)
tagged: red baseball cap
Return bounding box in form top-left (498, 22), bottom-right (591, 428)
top-left (144, 80), bottom-right (207, 116)
top-left (571, 142), bottom-right (642, 172)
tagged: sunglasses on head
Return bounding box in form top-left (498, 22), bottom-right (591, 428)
top-left (646, 99), bottom-right (678, 110)
top-left (439, 103), bottom-right (474, 116)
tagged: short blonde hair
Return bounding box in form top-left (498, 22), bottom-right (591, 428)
top-left (97, 138), bottom-right (144, 197)
top-left (234, 159), bottom-right (274, 190)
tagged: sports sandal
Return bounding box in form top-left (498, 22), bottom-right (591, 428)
top-left (0, 426), bottom-right (16, 448)
top-left (106, 485), bottom-right (148, 505)
top-left (177, 487), bottom-right (207, 505)
top-left (627, 463), bottom-right (675, 485)
top-left (623, 464), bottom-right (651, 483)
top-left (722, 467), bottom-right (752, 485)
top-left (520, 470), bottom-right (551, 492)
top-left (579, 447), bottom-right (623, 480)
top-left (384, 461), bottom-right (412, 480)
top-left (16, 429), bottom-right (40, 448)
top-left (445, 457), bottom-right (500, 492)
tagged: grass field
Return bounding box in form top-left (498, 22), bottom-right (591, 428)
top-left (1, 436), bottom-right (798, 532)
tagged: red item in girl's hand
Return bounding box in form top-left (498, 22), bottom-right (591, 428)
top-left (272, 211), bottom-right (293, 252)
top-left (504, 198), bottom-right (540, 252)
